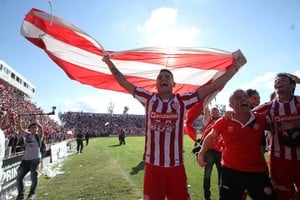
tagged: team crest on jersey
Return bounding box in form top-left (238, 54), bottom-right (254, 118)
top-left (228, 126), bottom-right (234, 132)
top-left (171, 102), bottom-right (179, 110)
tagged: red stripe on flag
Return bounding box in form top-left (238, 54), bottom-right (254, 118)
top-left (21, 8), bottom-right (244, 141)
top-left (23, 8), bottom-right (103, 56)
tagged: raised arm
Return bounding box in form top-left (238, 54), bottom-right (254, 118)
top-left (17, 116), bottom-right (26, 135)
top-left (286, 73), bottom-right (300, 84)
top-left (102, 54), bottom-right (136, 95)
top-left (197, 49), bottom-right (247, 101)
top-left (35, 118), bottom-right (44, 139)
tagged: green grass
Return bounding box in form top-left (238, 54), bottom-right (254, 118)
top-left (32, 136), bottom-right (220, 200)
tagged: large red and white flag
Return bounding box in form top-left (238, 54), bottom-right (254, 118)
top-left (21, 8), bottom-right (245, 141)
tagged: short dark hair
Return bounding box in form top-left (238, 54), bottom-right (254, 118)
top-left (28, 123), bottom-right (37, 129)
top-left (159, 68), bottom-right (174, 79)
top-left (276, 73), bottom-right (296, 93)
top-left (210, 107), bottom-right (219, 112)
top-left (276, 73), bottom-right (296, 85)
top-left (246, 89), bottom-right (259, 97)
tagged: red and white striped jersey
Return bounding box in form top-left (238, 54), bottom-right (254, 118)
top-left (254, 95), bottom-right (300, 161)
top-left (134, 87), bottom-right (199, 167)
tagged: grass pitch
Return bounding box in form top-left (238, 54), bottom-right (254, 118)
top-left (33, 136), bottom-right (219, 200)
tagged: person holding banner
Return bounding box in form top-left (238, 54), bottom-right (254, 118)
top-left (16, 116), bottom-right (44, 200)
top-left (102, 50), bottom-right (246, 200)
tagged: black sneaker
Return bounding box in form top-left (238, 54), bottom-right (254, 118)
top-left (16, 195), bottom-right (24, 200)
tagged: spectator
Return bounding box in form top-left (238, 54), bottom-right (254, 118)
top-left (59, 111), bottom-right (145, 137)
top-left (16, 132), bottom-right (25, 154)
top-left (16, 116), bottom-right (44, 200)
top-left (0, 78), bottom-right (67, 157)
top-left (7, 125), bottom-right (19, 156)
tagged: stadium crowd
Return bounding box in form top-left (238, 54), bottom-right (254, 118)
top-left (59, 111), bottom-right (145, 137)
top-left (0, 79), bottom-right (68, 157)
top-left (0, 78), bottom-right (146, 159)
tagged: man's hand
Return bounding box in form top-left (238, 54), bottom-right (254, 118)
top-left (197, 151), bottom-right (206, 167)
top-left (232, 49), bottom-right (247, 70)
top-left (286, 73), bottom-right (300, 84)
top-left (102, 53), bottom-right (110, 64)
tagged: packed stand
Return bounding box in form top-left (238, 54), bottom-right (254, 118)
top-left (59, 111), bottom-right (145, 137)
top-left (0, 79), bottom-right (69, 158)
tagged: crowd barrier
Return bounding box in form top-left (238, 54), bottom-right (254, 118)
top-left (0, 139), bottom-right (75, 200)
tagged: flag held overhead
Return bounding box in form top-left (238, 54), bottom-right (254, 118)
top-left (21, 8), bottom-right (246, 141)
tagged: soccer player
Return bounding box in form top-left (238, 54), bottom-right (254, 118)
top-left (254, 73), bottom-right (300, 200)
top-left (102, 50), bottom-right (246, 200)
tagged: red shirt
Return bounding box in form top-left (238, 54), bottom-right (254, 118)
top-left (134, 87), bottom-right (199, 167)
top-left (202, 118), bottom-right (223, 152)
top-left (213, 112), bottom-right (268, 172)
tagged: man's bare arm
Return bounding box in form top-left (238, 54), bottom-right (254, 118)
top-left (102, 54), bottom-right (136, 94)
top-left (17, 116), bottom-right (26, 134)
top-left (197, 49), bottom-right (247, 101)
top-left (35, 120), bottom-right (44, 139)
top-left (198, 129), bottom-right (218, 167)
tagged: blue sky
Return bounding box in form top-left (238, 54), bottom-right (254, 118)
top-left (1, 0), bottom-right (299, 122)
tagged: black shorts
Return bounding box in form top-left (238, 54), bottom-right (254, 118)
top-left (219, 166), bottom-right (277, 200)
